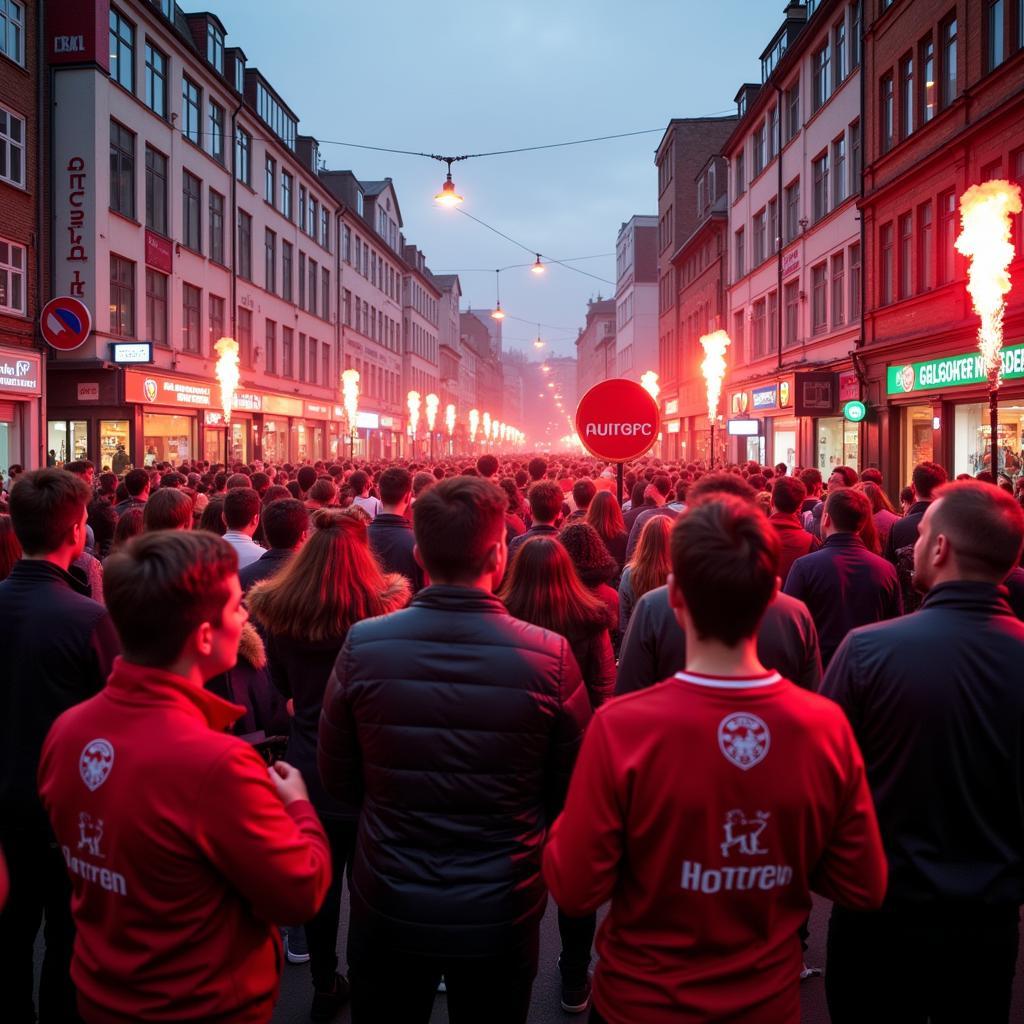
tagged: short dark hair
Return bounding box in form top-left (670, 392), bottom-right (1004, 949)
top-left (9, 470), bottom-right (90, 555)
top-left (829, 465), bottom-right (860, 488)
top-left (250, 471), bottom-right (270, 495)
top-left (160, 472), bottom-right (187, 489)
top-left (860, 468), bottom-right (883, 485)
top-left (98, 472), bottom-right (118, 495)
top-left (771, 475), bottom-right (806, 515)
top-left (687, 472), bottom-right (757, 506)
top-left (105, 531), bottom-right (238, 667)
top-left (225, 472), bottom-right (251, 490)
top-left (651, 474), bottom-right (671, 498)
top-left (671, 496), bottom-right (780, 646)
top-left (348, 470), bottom-right (369, 494)
top-left (825, 487), bottom-right (871, 533)
top-left (413, 477), bottom-right (506, 581)
top-left (572, 478), bottom-right (597, 509)
top-left (307, 478), bottom-right (337, 505)
top-left (527, 457), bottom-right (547, 481)
top-left (528, 480), bottom-right (565, 523)
top-left (297, 466), bottom-right (319, 492)
top-left (929, 480), bottom-right (1024, 580)
top-left (124, 468), bottom-right (150, 496)
top-left (412, 471), bottom-right (435, 497)
top-left (223, 487), bottom-right (261, 530)
top-left (476, 454), bottom-right (499, 478)
top-left (65, 460), bottom-right (94, 477)
top-left (143, 488), bottom-right (193, 531)
top-left (799, 467), bottom-right (823, 491)
top-left (262, 498), bottom-right (309, 549)
top-left (912, 461), bottom-right (947, 499)
top-left (379, 467), bottom-right (412, 506)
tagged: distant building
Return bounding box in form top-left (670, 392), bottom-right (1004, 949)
top-left (614, 215), bottom-right (659, 384)
top-left (460, 311), bottom-right (503, 425)
top-left (575, 298), bottom-right (616, 402)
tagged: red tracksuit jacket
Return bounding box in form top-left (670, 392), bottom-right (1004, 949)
top-left (543, 670), bottom-right (887, 1024)
top-left (37, 658), bottom-right (332, 1023)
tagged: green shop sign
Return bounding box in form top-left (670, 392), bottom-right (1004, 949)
top-left (887, 343), bottom-right (1024, 395)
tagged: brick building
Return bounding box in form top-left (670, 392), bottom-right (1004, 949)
top-left (574, 297), bottom-right (616, 401)
top-left (860, 0), bottom-right (1024, 489)
top-left (0, 0), bottom-right (44, 471)
top-left (614, 214), bottom-right (658, 384)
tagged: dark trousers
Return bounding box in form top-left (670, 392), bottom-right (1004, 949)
top-left (304, 816), bottom-right (357, 991)
top-left (826, 903), bottom-right (1020, 1024)
top-left (348, 926), bottom-right (538, 1024)
top-left (557, 908), bottom-right (596, 983)
top-left (0, 829), bottom-right (80, 1023)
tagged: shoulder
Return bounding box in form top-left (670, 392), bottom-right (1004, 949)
top-left (767, 588), bottom-right (813, 624)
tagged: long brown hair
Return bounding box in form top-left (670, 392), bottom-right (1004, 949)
top-left (248, 507), bottom-right (409, 642)
top-left (498, 536), bottom-right (608, 638)
top-left (627, 515), bottom-right (673, 602)
top-left (586, 490), bottom-right (625, 543)
top-left (0, 514), bottom-right (21, 581)
top-left (858, 481), bottom-right (896, 515)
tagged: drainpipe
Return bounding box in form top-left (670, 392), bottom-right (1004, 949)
top-left (38, 0), bottom-right (48, 466)
top-left (774, 83), bottom-right (784, 372)
top-left (229, 98), bottom-right (243, 340)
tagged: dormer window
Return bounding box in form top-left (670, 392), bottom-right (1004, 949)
top-left (234, 55), bottom-right (244, 93)
top-left (206, 23), bottom-right (224, 74)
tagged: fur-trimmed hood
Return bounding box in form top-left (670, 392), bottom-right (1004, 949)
top-left (380, 573), bottom-right (412, 613)
top-left (236, 622), bottom-right (266, 669)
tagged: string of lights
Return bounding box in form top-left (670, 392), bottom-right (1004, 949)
top-left (436, 253), bottom-right (614, 273)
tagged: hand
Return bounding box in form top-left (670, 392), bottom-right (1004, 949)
top-left (267, 760), bottom-right (309, 807)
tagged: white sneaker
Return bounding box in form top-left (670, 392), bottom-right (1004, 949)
top-left (285, 929), bottom-right (311, 964)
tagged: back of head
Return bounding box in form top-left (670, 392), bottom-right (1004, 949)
top-left (528, 480), bottom-right (564, 524)
top-left (630, 481), bottom-right (647, 508)
top-left (671, 496), bottom-right (780, 646)
top-left (379, 467), bottom-right (412, 506)
top-left (223, 487), bottom-right (261, 531)
top-left (98, 472), bottom-right (118, 496)
top-left (250, 471), bottom-right (270, 495)
top-left (9, 469), bottom-right (90, 556)
top-left (860, 468), bottom-right (883, 485)
top-left (348, 469), bottom-right (369, 495)
top-left (688, 472), bottom-right (757, 507)
top-left (65, 459), bottom-right (94, 478)
top-left (226, 472), bottom-right (251, 490)
top-left (586, 490), bottom-right (625, 539)
top-left (476, 454), bottom-right (498, 479)
top-left (558, 522), bottom-right (617, 586)
top-left (412, 471), bottom-right (435, 498)
top-left (262, 498), bottom-right (309, 549)
top-left (112, 506), bottom-right (145, 549)
top-left (651, 474), bottom-right (671, 499)
top-left (124, 468), bottom-right (149, 497)
top-left (262, 484), bottom-right (291, 505)
top-left (143, 488), bottom-right (193, 532)
top-left (912, 460), bottom-right (948, 500)
top-left (830, 465), bottom-right (860, 488)
top-left (527, 457), bottom-right (547, 481)
top-left (859, 481), bottom-right (893, 515)
top-left (771, 475), bottom-right (806, 515)
top-left (628, 514), bottom-right (674, 601)
top-left (105, 531), bottom-right (238, 667)
top-left (297, 465), bottom-right (319, 492)
top-left (825, 487), bottom-right (871, 533)
top-left (413, 476), bottom-right (506, 583)
top-left (307, 478), bottom-right (337, 506)
top-left (572, 478), bottom-right (597, 509)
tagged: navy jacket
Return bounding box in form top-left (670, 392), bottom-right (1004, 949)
top-left (507, 522), bottom-right (559, 562)
top-left (883, 500), bottom-right (932, 562)
top-left (238, 547), bottom-right (293, 592)
top-left (317, 585), bottom-right (590, 957)
top-left (367, 512), bottom-right (424, 592)
top-left (784, 533), bottom-right (902, 666)
top-left (821, 582), bottom-right (1024, 906)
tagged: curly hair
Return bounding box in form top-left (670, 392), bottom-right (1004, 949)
top-left (558, 522), bottom-right (617, 587)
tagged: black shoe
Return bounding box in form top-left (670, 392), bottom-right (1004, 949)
top-left (560, 974), bottom-right (592, 1014)
top-left (310, 973), bottom-right (351, 1021)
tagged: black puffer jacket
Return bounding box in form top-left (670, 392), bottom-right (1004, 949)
top-left (318, 585), bottom-right (591, 957)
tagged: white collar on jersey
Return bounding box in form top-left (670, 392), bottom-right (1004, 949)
top-left (673, 670), bottom-right (782, 689)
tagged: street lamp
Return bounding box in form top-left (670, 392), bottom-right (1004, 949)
top-left (434, 158), bottom-right (464, 208)
top-left (491, 270), bottom-right (505, 320)
top-left (531, 254), bottom-right (545, 275)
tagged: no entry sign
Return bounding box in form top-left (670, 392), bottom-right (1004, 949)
top-left (40, 296), bottom-right (92, 351)
top-left (575, 378), bottom-right (661, 462)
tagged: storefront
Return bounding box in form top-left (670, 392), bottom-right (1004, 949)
top-left (0, 345), bottom-right (43, 471)
top-left (813, 371), bottom-right (862, 474)
top-left (727, 374), bottom-right (799, 471)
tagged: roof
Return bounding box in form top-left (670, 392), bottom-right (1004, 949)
top-left (431, 274), bottom-right (461, 290)
top-left (359, 180), bottom-right (390, 196)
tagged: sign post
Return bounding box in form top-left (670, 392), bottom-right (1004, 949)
top-left (575, 378), bottom-right (661, 507)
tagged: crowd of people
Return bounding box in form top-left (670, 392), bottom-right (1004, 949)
top-left (1, 447), bottom-right (1023, 1024)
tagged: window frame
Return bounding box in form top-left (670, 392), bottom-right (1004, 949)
top-left (0, 0), bottom-right (25, 66)
top-left (208, 189), bottom-right (225, 265)
top-left (237, 208), bottom-right (252, 281)
top-left (181, 76), bottom-right (202, 146)
top-left (182, 169), bottom-right (202, 253)
top-left (109, 7), bottom-right (135, 94)
top-left (110, 255), bottom-right (136, 338)
top-left (144, 145), bottom-right (168, 235)
top-left (0, 237), bottom-right (26, 315)
top-left (182, 282), bottom-right (201, 354)
top-left (0, 103), bottom-right (25, 188)
top-left (144, 43), bottom-right (168, 118)
top-left (109, 120), bottom-right (136, 219)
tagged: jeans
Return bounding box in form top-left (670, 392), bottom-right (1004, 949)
top-left (826, 902), bottom-right (1020, 1024)
top-left (304, 816), bottom-right (357, 991)
top-left (0, 829), bottom-right (80, 1023)
top-left (557, 908), bottom-right (596, 983)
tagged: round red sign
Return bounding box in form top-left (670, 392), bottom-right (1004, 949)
top-left (40, 296), bottom-right (92, 352)
top-left (575, 378), bottom-right (661, 462)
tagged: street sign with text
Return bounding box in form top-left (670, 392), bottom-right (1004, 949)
top-left (575, 378), bottom-right (660, 462)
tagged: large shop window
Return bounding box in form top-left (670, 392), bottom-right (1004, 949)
top-left (143, 412), bottom-right (193, 465)
top-left (100, 419), bottom-right (131, 472)
top-left (773, 419), bottom-right (800, 474)
top-left (47, 420), bottom-right (88, 465)
top-left (261, 419), bottom-right (287, 464)
top-left (816, 417), bottom-right (860, 474)
top-left (953, 402), bottom-right (1024, 479)
top-left (901, 405), bottom-right (934, 490)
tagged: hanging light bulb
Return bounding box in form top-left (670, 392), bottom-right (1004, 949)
top-left (434, 158), bottom-right (464, 208)
top-left (491, 269), bottom-right (505, 320)
top-left (491, 303), bottom-right (505, 321)
top-left (531, 254), bottom-right (545, 275)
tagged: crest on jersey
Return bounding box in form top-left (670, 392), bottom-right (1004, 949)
top-left (721, 809), bottom-right (770, 856)
top-left (79, 739), bottom-right (114, 791)
top-left (717, 713), bottom-right (770, 770)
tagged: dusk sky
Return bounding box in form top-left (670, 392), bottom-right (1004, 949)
top-left (205, 0), bottom-right (784, 360)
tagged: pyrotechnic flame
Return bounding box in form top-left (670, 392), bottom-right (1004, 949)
top-left (214, 337), bottom-right (240, 424)
top-left (640, 371), bottom-right (660, 402)
top-left (445, 403), bottom-right (456, 436)
top-left (699, 330), bottom-right (732, 423)
top-left (483, 412), bottom-right (492, 441)
top-left (469, 408), bottom-right (480, 443)
top-left (425, 393), bottom-right (439, 432)
top-left (407, 390), bottom-right (421, 436)
top-left (341, 368), bottom-right (360, 432)
top-left (955, 180), bottom-right (1023, 382)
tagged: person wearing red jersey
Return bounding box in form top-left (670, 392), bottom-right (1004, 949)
top-left (37, 531), bottom-right (332, 1023)
top-left (543, 496), bottom-right (887, 1024)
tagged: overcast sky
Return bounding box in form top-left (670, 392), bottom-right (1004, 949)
top-left (206, 0), bottom-right (783, 360)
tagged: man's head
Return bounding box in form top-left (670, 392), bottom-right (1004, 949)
top-left (828, 465), bottom-right (859, 491)
top-left (913, 480), bottom-right (1024, 593)
top-left (571, 478), bottom-right (597, 512)
top-left (104, 531), bottom-right (246, 676)
top-left (687, 472), bottom-right (757, 507)
top-left (222, 487), bottom-right (261, 535)
top-left (65, 460), bottom-right (95, 486)
top-left (770, 475), bottom-right (807, 516)
top-left (8, 469), bottom-right (90, 562)
top-left (822, 487), bottom-right (871, 538)
top-left (912, 461), bottom-right (948, 501)
top-left (348, 470), bottom-right (370, 497)
top-left (379, 467), bottom-right (413, 513)
top-left (262, 497), bottom-right (309, 550)
top-left (860, 467), bottom-right (883, 486)
top-left (413, 477), bottom-right (507, 587)
top-left (668, 496), bottom-right (780, 647)
top-left (476, 454), bottom-right (499, 479)
top-left (527, 480), bottom-right (565, 526)
top-left (143, 488), bottom-right (193, 532)
top-left (799, 467), bottom-right (823, 498)
top-left (527, 457), bottom-right (547, 482)
top-left (297, 465), bottom-right (318, 494)
top-left (412, 471), bottom-right (435, 499)
top-left (774, 463), bottom-right (788, 477)
top-left (225, 472), bottom-right (251, 490)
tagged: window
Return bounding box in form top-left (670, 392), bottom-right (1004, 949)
top-left (768, 106), bottom-right (779, 161)
top-left (880, 73), bottom-right (894, 153)
top-left (182, 283), bottom-right (201, 353)
top-left (987, 0), bottom-right (1006, 70)
top-left (785, 178), bottom-right (801, 241)
top-left (342, 225), bottom-right (351, 263)
top-left (831, 252), bottom-right (845, 327)
top-left (849, 242), bottom-right (862, 318)
top-left (918, 201), bottom-right (933, 292)
top-left (281, 240), bottom-right (293, 302)
top-left (0, 105), bottom-right (24, 187)
top-left (982, 159), bottom-right (1003, 183)
top-left (732, 310), bottom-right (745, 363)
top-left (784, 280), bottom-right (800, 347)
top-left (208, 294), bottom-right (224, 349)
top-left (1015, 148), bottom-right (1024, 256)
top-left (265, 319), bottom-right (277, 374)
top-left (850, 120), bottom-right (862, 193)
top-left (768, 198), bottom-right (779, 254)
top-left (238, 307), bottom-right (252, 369)
top-left (813, 42), bottom-right (831, 111)
top-left (233, 53), bottom-right (244, 93)
top-left (322, 344), bottom-right (330, 388)
top-left (321, 267), bottom-right (329, 320)
top-left (280, 171), bottom-right (293, 220)
top-left (255, 82), bottom-right (297, 150)
top-left (109, 8), bottom-right (134, 92)
top-left (812, 262), bottom-right (828, 333)
top-left (938, 189), bottom-right (956, 284)
top-left (237, 209), bottom-right (251, 280)
top-left (753, 208), bottom-right (766, 265)
top-left (734, 227), bottom-right (745, 279)
top-left (321, 208), bottom-right (330, 250)
top-left (143, 268), bottom-right (163, 344)
top-left (813, 152), bottom-right (830, 222)
top-left (940, 16), bottom-right (958, 109)
top-left (144, 44), bottom-right (167, 117)
top-left (208, 190), bottom-right (224, 264)
top-left (181, 77), bottom-right (201, 145)
top-left (786, 80), bottom-right (800, 140)
top-left (0, 239), bottom-right (25, 314)
top-left (768, 290), bottom-right (779, 353)
top-left (308, 258), bottom-right (317, 314)
top-left (298, 252), bottom-right (306, 309)
top-left (206, 22), bottom-right (224, 73)
top-left (898, 212), bottom-right (913, 299)
top-left (182, 171), bottom-right (201, 252)
top-left (109, 121), bottom-right (135, 218)
top-left (298, 185), bottom-right (307, 233)
top-left (308, 337), bottom-right (318, 384)
top-left (734, 151), bottom-right (745, 196)
top-left (264, 155), bottom-right (275, 204)
top-left (308, 195), bottom-right (317, 238)
top-left (833, 136), bottom-right (848, 207)
top-left (343, 288), bottom-right (352, 325)
top-left (297, 332), bottom-right (305, 381)
top-left (235, 126), bottom-right (251, 184)
top-left (208, 101), bottom-right (224, 163)
top-left (1, 0), bottom-right (25, 65)
top-left (833, 19), bottom-right (847, 88)
top-left (880, 221), bottom-right (895, 304)
top-left (145, 147), bottom-right (167, 234)
top-left (265, 228), bottom-right (276, 293)
top-left (753, 122), bottom-right (766, 176)
top-left (920, 38), bottom-right (936, 123)
top-left (752, 298), bottom-right (766, 357)
top-left (899, 54), bottom-right (914, 138)
top-left (851, 1), bottom-right (862, 67)
top-left (282, 326), bottom-right (293, 378)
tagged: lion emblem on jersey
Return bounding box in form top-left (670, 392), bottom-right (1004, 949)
top-left (720, 809), bottom-right (770, 857)
top-left (79, 739), bottom-right (115, 791)
top-left (717, 713), bottom-right (770, 770)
